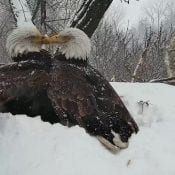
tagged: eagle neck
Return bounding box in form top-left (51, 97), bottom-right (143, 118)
top-left (12, 50), bottom-right (51, 63)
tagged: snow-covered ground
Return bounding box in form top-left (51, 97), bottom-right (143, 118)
top-left (0, 83), bottom-right (175, 175)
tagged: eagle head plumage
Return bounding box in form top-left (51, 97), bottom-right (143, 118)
top-left (6, 27), bottom-right (51, 58)
top-left (47, 28), bottom-right (91, 60)
top-left (57, 28), bottom-right (91, 60)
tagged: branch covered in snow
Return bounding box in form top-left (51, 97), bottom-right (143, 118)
top-left (150, 77), bottom-right (175, 85)
top-left (8, 0), bottom-right (34, 27)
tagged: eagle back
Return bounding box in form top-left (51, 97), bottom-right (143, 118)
top-left (48, 54), bottom-right (98, 125)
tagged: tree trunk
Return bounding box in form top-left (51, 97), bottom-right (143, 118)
top-left (69, 0), bottom-right (113, 38)
top-left (8, 0), bottom-right (33, 27)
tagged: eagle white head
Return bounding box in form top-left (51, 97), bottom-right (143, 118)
top-left (6, 27), bottom-right (91, 60)
top-left (49, 28), bottom-right (91, 60)
top-left (6, 27), bottom-right (51, 58)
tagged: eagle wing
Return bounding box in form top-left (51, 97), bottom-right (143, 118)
top-left (47, 62), bottom-right (136, 151)
top-left (0, 61), bottom-right (51, 117)
top-left (47, 63), bottom-right (98, 125)
top-left (85, 64), bottom-right (139, 134)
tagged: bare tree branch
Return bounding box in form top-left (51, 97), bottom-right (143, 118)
top-left (150, 76), bottom-right (175, 85)
top-left (8, 0), bottom-right (34, 27)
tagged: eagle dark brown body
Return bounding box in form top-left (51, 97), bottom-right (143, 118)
top-left (1, 27), bottom-right (138, 151)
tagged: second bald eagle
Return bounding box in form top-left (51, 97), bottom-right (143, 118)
top-left (45, 28), bottom-right (139, 151)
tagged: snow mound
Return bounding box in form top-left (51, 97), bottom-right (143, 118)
top-left (113, 83), bottom-right (175, 126)
top-left (0, 83), bottom-right (175, 175)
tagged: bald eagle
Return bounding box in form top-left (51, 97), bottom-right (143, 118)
top-left (45, 28), bottom-right (139, 151)
top-left (0, 27), bottom-right (138, 152)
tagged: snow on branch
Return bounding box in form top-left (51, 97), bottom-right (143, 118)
top-left (9, 0), bottom-right (34, 27)
top-left (150, 77), bottom-right (175, 86)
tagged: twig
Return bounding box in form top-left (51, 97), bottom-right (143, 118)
top-left (150, 77), bottom-right (175, 82)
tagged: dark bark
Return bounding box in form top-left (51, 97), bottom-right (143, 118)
top-left (8, 0), bottom-right (17, 25)
top-left (151, 77), bottom-right (175, 85)
top-left (40, 0), bottom-right (47, 27)
top-left (32, 0), bottom-right (41, 21)
top-left (70, 0), bottom-right (113, 38)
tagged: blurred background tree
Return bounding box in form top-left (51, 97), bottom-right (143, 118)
top-left (1, 0), bottom-right (175, 82)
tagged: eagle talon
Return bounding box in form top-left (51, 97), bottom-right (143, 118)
top-left (97, 136), bottom-right (122, 153)
top-left (112, 132), bottom-right (129, 149)
top-left (97, 130), bottom-right (129, 152)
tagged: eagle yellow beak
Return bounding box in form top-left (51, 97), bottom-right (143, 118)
top-left (45, 35), bottom-right (72, 44)
top-left (34, 35), bottom-right (72, 45)
top-left (34, 36), bottom-right (50, 44)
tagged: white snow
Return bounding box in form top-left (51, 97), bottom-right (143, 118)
top-left (0, 83), bottom-right (175, 175)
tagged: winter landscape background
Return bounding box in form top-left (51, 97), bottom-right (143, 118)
top-left (1, 0), bottom-right (175, 82)
top-left (1, 0), bottom-right (175, 174)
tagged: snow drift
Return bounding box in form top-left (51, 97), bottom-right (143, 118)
top-left (0, 83), bottom-right (175, 175)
